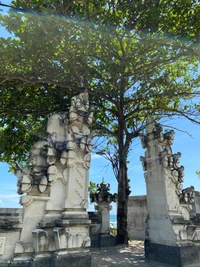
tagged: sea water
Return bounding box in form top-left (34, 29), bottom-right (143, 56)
top-left (110, 214), bottom-right (117, 227)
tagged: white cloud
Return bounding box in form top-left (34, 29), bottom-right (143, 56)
top-left (10, 198), bottom-right (20, 203)
top-left (91, 154), bottom-right (103, 160)
top-left (0, 194), bottom-right (20, 207)
top-left (0, 185), bottom-right (17, 190)
top-left (0, 194), bottom-right (18, 200)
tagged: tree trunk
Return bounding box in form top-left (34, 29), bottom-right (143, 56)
top-left (116, 156), bottom-right (129, 244)
top-left (116, 108), bottom-right (129, 244)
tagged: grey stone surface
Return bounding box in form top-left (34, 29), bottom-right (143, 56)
top-left (30, 254), bottom-right (52, 267)
top-left (0, 208), bottom-right (23, 230)
top-left (52, 251), bottom-right (91, 267)
top-left (100, 234), bottom-right (116, 247)
top-left (145, 239), bottom-right (200, 267)
top-left (0, 262), bottom-right (9, 267)
top-left (10, 261), bottom-right (30, 267)
top-left (192, 191), bottom-right (200, 214)
top-left (128, 195), bottom-right (148, 240)
top-left (90, 234), bottom-right (100, 248)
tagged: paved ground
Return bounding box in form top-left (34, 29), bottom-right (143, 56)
top-left (91, 241), bottom-right (170, 267)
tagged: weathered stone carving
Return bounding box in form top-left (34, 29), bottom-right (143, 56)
top-left (11, 92), bottom-right (93, 266)
top-left (32, 229), bottom-right (49, 252)
top-left (90, 180), bottom-right (117, 234)
top-left (140, 116), bottom-right (193, 213)
top-left (140, 115), bottom-right (200, 267)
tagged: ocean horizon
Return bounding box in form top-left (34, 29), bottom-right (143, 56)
top-left (110, 214), bottom-right (117, 227)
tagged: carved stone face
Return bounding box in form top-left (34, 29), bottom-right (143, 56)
top-left (30, 141), bottom-right (49, 173)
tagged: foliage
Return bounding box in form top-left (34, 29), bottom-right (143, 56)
top-left (0, 0), bottom-right (200, 244)
top-left (88, 181), bottom-right (97, 196)
top-left (196, 170), bottom-right (200, 177)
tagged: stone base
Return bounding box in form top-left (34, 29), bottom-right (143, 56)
top-left (90, 234), bottom-right (100, 248)
top-left (10, 260), bottom-right (30, 267)
top-left (0, 261), bottom-right (11, 267)
top-left (30, 253), bottom-right (52, 267)
top-left (0, 250), bottom-right (91, 267)
top-left (52, 250), bottom-right (91, 267)
top-left (100, 234), bottom-right (116, 248)
top-left (145, 239), bottom-right (200, 267)
top-left (90, 234), bottom-right (116, 248)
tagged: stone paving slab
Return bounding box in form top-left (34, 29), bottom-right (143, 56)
top-left (91, 241), bottom-right (171, 267)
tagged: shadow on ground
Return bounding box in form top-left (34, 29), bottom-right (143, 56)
top-left (91, 241), bottom-right (170, 267)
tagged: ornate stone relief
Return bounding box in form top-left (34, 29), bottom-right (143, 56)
top-left (140, 116), bottom-right (194, 212)
top-left (12, 92), bottom-right (93, 262)
top-left (15, 92), bottom-right (93, 196)
top-left (140, 115), bottom-right (199, 243)
top-left (53, 227), bottom-right (89, 249)
top-left (90, 180), bottom-right (117, 234)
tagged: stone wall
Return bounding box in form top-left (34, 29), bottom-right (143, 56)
top-left (0, 208), bottom-right (23, 261)
top-left (88, 211), bottom-right (116, 248)
top-left (127, 196), bottom-right (148, 240)
top-left (192, 191), bottom-right (200, 214)
top-left (88, 211), bottom-right (101, 247)
top-left (128, 192), bottom-right (200, 242)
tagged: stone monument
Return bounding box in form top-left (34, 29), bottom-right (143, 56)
top-left (0, 92), bottom-right (93, 267)
top-left (140, 115), bottom-right (200, 267)
top-left (90, 180), bottom-right (117, 247)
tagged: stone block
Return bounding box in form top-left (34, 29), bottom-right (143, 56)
top-left (128, 196), bottom-right (148, 240)
top-left (10, 260), bottom-right (30, 267)
top-left (30, 253), bottom-right (52, 267)
top-left (52, 250), bottom-right (91, 267)
top-left (90, 234), bottom-right (100, 248)
top-left (88, 212), bottom-right (101, 224)
top-left (100, 234), bottom-right (116, 248)
top-left (145, 239), bottom-right (200, 267)
top-left (32, 229), bottom-right (49, 252)
top-left (0, 261), bottom-right (10, 267)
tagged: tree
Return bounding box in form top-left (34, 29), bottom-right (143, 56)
top-left (196, 170), bottom-right (200, 177)
top-left (0, 0), bottom-right (200, 244)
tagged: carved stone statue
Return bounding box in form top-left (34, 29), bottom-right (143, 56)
top-left (12, 92), bottom-right (93, 267)
top-left (140, 115), bottom-right (200, 267)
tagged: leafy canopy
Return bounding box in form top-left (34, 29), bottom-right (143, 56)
top-left (0, 1), bottom-right (199, 169)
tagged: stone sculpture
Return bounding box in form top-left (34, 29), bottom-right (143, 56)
top-left (90, 179), bottom-right (117, 247)
top-left (140, 115), bottom-right (200, 267)
top-left (90, 180), bottom-right (117, 234)
top-left (1, 92), bottom-right (93, 267)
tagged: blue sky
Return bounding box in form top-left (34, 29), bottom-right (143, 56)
top-left (0, 1), bottom-right (200, 215)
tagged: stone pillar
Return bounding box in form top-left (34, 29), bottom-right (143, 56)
top-left (90, 181), bottom-right (117, 247)
top-left (11, 92), bottom-right (93, 267)
top-left (140, 116), bottom-right (200, 267)
top-left (97, 203), bottom-right (112, 234)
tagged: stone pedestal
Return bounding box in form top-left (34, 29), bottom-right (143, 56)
top-left (90, 181), bottom-right (117, 248)
top-left (145, 239), bottom-right (200, 267)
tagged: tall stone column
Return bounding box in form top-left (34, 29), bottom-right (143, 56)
top-left (12, 92), bottom-right (93, 267)
top-left (140, 116), bottom-right (200, 267)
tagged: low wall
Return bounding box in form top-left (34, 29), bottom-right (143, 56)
top-left (0, 208), bottom-right (23, 261)
top-left (88, 211), bottom-right (101, 248)
top-left (192, 191), bottom-right (200, 214)
top-left (88, 211), bottom-right (116, 248)
top-left (128, 196), bottom-right (148, 240)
